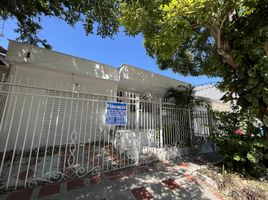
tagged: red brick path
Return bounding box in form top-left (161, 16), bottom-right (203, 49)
top-left (131, 187), bottom-right (153, 200)
top-left (38, 183), bottom-right (60, 197)
top-left (162, 178), bottom-right (181, 190)
top-left (7, 189), bottom-right (33, 200)
top-left (3, 161), bottom-right (225, 200)
top-left (67, 179), bottom-right (85, 191)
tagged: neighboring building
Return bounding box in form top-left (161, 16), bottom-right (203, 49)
top-left (194, 84), bottom-right (232, 112)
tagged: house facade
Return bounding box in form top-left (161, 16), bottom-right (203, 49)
top-left (0, 40), bottom-right (190, 152)
top-left (0, 41), bottom-right (213, 191)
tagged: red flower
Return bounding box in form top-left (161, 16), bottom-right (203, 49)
top-left (234, 129), bottom-right (244, 135)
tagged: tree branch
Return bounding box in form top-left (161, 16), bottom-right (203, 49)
top-left (217, 48), bottom-right (238, 69)
top-left (207, 19), bottom-right (238, 69)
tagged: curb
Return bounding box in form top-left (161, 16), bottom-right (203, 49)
top-left (192, 171), bottom-right (218, 189)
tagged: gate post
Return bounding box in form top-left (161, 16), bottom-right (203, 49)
top-left (159, 99), bottom-right (163, 148)
top-left (188, 109), bottom-right (193, 146)
top-left (135, 96), bottom-right (140, 165)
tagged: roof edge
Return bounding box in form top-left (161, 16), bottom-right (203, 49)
top-left (120, 63), bottom-right (191, 86)
top-left (8, 40), bottom-right (117, 70)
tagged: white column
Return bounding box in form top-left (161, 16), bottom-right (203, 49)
top-left (135, 96), bottom-right (140, 165)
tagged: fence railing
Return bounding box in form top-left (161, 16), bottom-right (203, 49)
top-left (0, 76), bottom-right (212, 191)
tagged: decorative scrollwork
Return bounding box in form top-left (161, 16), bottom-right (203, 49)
top-left (140, 92), bottom-right (158, 101)
top-left (28, 130), bottom-right (102, 188)
top-left (28, 178), bottom-right (53, 188)
top-left (67, 130), bottom-right (78, 167)
top-left (50, 171), bottom-right (65, 181)
top-left (192, 135), bottom-right (207, 145)
top-left (176, 141), bottom-right (186, 147)
top-left (174, 121), bottom-right (181, 146)
top-left (76, 166), bottom-right (101, 178)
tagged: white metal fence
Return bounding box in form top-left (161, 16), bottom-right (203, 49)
top-left (0, 76), bottom-right (212, 191)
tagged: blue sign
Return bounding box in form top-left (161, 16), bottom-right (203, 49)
top-left (105, 102), bottom-right (127, 125)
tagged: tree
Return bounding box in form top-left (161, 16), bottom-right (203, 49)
top-left (1, 0), bottom-right (267, 138)
top-left (119, 0), bottom-right (268, 138)
top-left (164, 85), bottom-right (210, 108)
top-left (0, 0), bottom-right (119, 48)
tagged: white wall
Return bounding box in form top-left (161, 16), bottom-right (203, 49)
top-left (119, 64), bottom-right (189, 88)
top-left (0, 65), bottom-right (118, 152)
top-left (194, 85), bottom-right (231, 111)
top-left (1, 40), bottom-right (195, 155)
top-left (118, 64), bottom-right (190, 97)
top-left (6, 40), bottom-right (119, 82)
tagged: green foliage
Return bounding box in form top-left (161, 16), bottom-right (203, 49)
top-left (119, 0), bottom-right (268, 137)
top-left (0, 0), bottom-right (119, 48)
top-left (163, 85), bottom-right (210, 147)
top-left (164, 86), bottom-right (195, 108)
top-left (2, 0), bottom-right (268, 139)
top-left (212, 110), bottom-right (268, 177)
top-left (164, 85), bottom-right (210, 108)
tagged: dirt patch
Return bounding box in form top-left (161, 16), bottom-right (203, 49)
top-left (198, 166), bottom-right (268, 200)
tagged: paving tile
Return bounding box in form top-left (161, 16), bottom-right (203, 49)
top-left (162, 178), bottom-right (181, 190)
top-left (146, 162), bottom-right (156, 169)
top-left (92, 195), bottom-right (106, 200)
top-left (131, 187), bottom-right (153, 200)
top-left (178, 162), bottom-right (189, 168)
top-left (89, 174), bottom-right (102, 185)
top-left (213, 191), bottom-right (225, 200)
top-left (0, 193), bottom-right (9, 200)
top-left (67, 179), bottom-right (85, 191)
top-left (183, 173), bottom-right (197, 183)
top-left (2, 160), bottom-right (223, 200)
top-left (161, 162), bottom-right (172, 168)
top-left (107, 171), bottom-right (120, 180)
top-left (7, 189), bottom-right (33, 200)
top-left (154, 163), bottom-right (166, 171)
top-left (137, 166), bottom-right (150, 174)
top-left (124, 168), bottom-right (135, 177)
top-left (60, 181), bottom-right (67, 192)
top-left (38, 183), bottom-right (60, 197)
top-left (30, 187), bottom-right (40, 199)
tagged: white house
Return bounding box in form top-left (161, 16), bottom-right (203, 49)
top-left (5, 40), bottom-right (189, 96)
top-left (0, 40), bottom-right (190, 152)
top-left (0, 41), bottom-right (215, 191)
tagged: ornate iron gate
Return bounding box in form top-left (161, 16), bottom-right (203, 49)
top-left (0, 76), bottom-right (211, 191)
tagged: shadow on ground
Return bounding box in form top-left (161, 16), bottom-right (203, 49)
top-left (56, 156), bottom-right (221, 200)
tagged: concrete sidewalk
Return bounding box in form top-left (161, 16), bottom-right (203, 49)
top-left (0, 158), bottom-right (224, 200)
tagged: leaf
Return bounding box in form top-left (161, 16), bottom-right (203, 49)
top-left (263, 115), bottom-right (268, 127)
top-left (247, 152), bottom-right (258, 163)
top-left (253, 141), bottom-right (264, 148)
top-left (248, 78), bottom-right (259, 87)
top-left (263, 154), bottom-right (268, 160)
top-left (233, 153), bottom-right (241, 161)
top-left (120, 0), bottom-right (268, 130)
top-left (263, 90), bottom-right (268, 105)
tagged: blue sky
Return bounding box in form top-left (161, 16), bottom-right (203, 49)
top-left (0, 17), bottom-right (220, 86)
